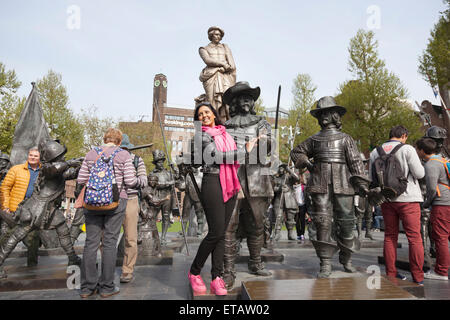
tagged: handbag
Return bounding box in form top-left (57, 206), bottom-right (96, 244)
top-left (74, 185), bottom-right (86, 209)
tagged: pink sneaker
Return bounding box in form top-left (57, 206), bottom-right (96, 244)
top-left (188, 272), bottom-right (207, 294)
top-left (210, 277), bottom-right (227, 296)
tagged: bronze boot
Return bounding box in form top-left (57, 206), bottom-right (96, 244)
top-left (365, 219), bottom-right (374, 240)
top-left (223, 241), bottom-right (237, 290)
top-left (161, 221), bottom-right (169, 245)
top-left (0, 225), bottom-right (31, 277)
top-left (56, 223), bottom-right (81, 266)
top-left (339, 246), bottom-right (357, 273)
top-left (318, 259), bottom-right (332, 278)
top-left (247, 234), bottom-right (271, 276)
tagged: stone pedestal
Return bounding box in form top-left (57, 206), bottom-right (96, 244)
top-left (271, 239), bottom-right (400, 249)
top-left (241, 276), bottom-right (419, 300)
top-left (235, 247), bottom-right (284, 264)
top-left (0, 263), bottom-right (70, 292)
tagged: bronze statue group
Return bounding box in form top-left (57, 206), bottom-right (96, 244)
top-left (0, 80), bottom-right (448, 298)
top-left (0, 26), bottom-right (448, 299)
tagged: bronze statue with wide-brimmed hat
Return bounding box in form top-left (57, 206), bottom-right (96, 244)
top-left (291, 96), bottom-right (369, 278)
top-left (222, 81), bottom-right (274, 289)
top-left (310, 96), bottom-right (347, 118)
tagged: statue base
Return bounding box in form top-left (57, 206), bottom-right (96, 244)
top-left (271, 239), bottom-right (399, 249)
top-left (235, 247), bottom-right (284, 264)
top-left (171, 236), bottom-right (204, 244)
top-left (241, 275), bottom-right (420, 300)
top-left (162, 239), bottom-right (186, 253)
top-left (9, 246), bottom-right (84, 259)
top-left (116, 250), bottom-right (173, 267)
top-left (0, 263), bottom-right (69, 292)
top-left (189, 269), bottom-right (312, 300)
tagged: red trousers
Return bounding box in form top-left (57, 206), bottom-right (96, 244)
top-left (430, 205), bottom-right (450, 276)
top-left (381, 202), bottom-right (424, 282)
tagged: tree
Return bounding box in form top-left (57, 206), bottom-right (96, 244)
top-left (79, 105), bottom-right (117, 151)
top-left (418, 0), bottom-right (450, 108)
top-left (118, 121), bottom-right (170, 172)
top-left (36, 70), bottom-right (85, 159)
top-left (0, 62), bottom-right (21, 96)
top-left (254, 98), bottom-right (265, 116)
top-left (279, 74), bottom-right (320, 163)
top-left (0, 62), bottom-right (24, 153)
top-left (335, 29), bottom-right (422, 152)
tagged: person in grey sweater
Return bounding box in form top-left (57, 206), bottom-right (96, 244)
top-left (369, 125), bottom-right (425, 284)
top-left (416, 137), bottom-right (450, 281)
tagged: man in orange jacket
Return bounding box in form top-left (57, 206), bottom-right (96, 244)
top-left (0, 147), bottom-right (41, 266)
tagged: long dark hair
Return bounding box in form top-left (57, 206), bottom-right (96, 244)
top-left (193, 102), bottom-right (223, 126)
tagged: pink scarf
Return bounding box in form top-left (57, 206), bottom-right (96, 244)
top-left (202, 125), bottom-right (241, 202)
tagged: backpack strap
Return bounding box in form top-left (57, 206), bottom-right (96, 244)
top-left (133, 154), bottom-right (140, 170)
top-left (109, 147), bottom-right (125, 195)
top-left (429, 156), bottom-right (450, 196)
top-left (93, 147), bottom-right (107, 165)
top-left (376, 146), bottom-right (386, 157)
top-left (389, 143), bottom-right (404, 155)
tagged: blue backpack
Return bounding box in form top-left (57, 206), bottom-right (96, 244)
top-left (83, 147), bottom-right (122, 211)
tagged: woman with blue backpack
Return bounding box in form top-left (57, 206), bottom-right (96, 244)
top-left (76, 128), bottom-right (144, 298)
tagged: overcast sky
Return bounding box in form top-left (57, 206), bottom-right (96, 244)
top-left (0, 0), bottom-right (446, 121)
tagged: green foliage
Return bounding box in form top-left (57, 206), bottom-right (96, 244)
top-left (280, 74), bottom-right (320, 162)
top-left (418, 0), bottom-right (450, 87)
top-left (0, 63), bottom-right (24, 153)
top-left (289, 74), bottom-right (320, 143)
top-left (0, 63), bottom-right (21, 96)
top-left (36, 70), bottom-right (85, 159)
top-left (79, 105), bottom-right (117, 151)
top-left (0, 95), bottom-right (25, 153)
top-left (118, 121), bottom-right (172, 173)
top-left (336, 29), bottom-right (421, 153)
top-left (254, 97), bottom-right (265, 116)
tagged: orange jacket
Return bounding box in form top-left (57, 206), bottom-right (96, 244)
top-left (0, 162), bottom-right (39, 212)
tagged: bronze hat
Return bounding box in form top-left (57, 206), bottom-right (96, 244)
top-left (120, 134), bottom-right (134, 150)
top-left (222, 81), bottom-right (261, 106)
top-left (310, 96), bottom-right (347, 118)
top-left (152, 149), bottom-right (166, 164)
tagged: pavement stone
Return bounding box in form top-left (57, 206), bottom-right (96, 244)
top-left (0, 230), bottom-right (447, 300)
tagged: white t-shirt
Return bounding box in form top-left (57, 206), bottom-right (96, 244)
top-left (294, 184), bottom-right (305, 206)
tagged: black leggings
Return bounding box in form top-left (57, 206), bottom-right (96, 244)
top-left (296, 205), bottom-right (307, 236)
top-left (190, 174), bottom-right (236, 279)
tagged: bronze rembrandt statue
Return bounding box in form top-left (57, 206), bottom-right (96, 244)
top-left (199, 26), bottom-right (236, 123)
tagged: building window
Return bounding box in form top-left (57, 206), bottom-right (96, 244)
top-left (166, 115), bottom-right (185, 121)
top-left (186, 117), bottom-right (194, 122)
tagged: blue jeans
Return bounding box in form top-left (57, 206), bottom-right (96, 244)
top-left (373, 216), bottom-right (383, 229)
